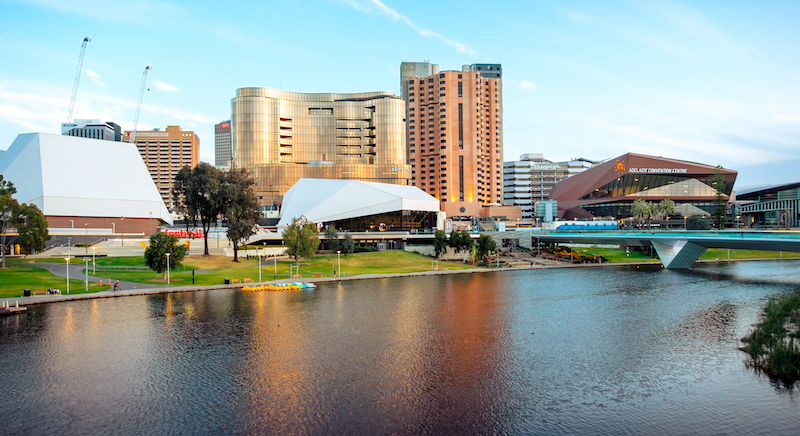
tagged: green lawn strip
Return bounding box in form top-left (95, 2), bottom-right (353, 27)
top-left (93, 251), bottom-right (475, 286)
top-left (0, 264), bottom-right (109, 299)
top-left (572, 247), bottom-right (660, 263)
top-left (700, 249), bottom-right (800, 261)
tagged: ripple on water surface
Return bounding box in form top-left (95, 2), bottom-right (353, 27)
top-left (1, 261), bottom-right (799, 435)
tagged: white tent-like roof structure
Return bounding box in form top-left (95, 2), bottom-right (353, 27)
top-left (278, 178), bottom-right (441, 227)
top-left (0, 132), bottom-right (172, 225)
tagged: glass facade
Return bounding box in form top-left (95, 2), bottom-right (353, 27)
top-left (231, 88), bottom-right (409, 209)
top-left (581, 174), bottom-right (732, 200)
top-left (324, 210), bottom-right (438, 233)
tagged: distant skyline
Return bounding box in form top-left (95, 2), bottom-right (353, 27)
top-left (1, 0), bottom-right (798, 188)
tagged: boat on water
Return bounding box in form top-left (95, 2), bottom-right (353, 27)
top-left (242, 282), bottom-right (317, 292)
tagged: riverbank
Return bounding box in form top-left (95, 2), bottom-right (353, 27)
top-left (7, 256), bottom-right (799, 308)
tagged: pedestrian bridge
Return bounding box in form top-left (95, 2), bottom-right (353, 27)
top-left (534, 230), bottom-right (800, 269)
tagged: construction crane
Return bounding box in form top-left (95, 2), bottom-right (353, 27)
top-left (129, 65), bottom-right (152, 144)
top-left (65, 36), bottom-right (91, 125)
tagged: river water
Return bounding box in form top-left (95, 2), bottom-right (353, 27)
top-left (2, 261), bottom-right (799, 435)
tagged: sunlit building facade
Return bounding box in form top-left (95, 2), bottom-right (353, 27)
top-left (231, 88), bottom-right (409, 211)
top-left (549, 153), bottom-right (737, 220)
top-left (123, 126), bottom-right (199, 210)
top-left (402, 62), bottom-right (503, 218)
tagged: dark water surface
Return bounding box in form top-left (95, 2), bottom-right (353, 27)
top-left (2, 261), bottom-right (800, 435)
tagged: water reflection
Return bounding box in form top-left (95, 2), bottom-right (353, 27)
top-left (1, 261), bottom-right (799, 434)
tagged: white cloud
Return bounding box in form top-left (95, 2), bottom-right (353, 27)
top-left (338, 0), bottom-right (474, 54)
top-left (520, 81), bottom-right (536, 90)
top-left (152, 81), bottom-right (179, 92)
top-left (84, 70), bottom-right (106, 87)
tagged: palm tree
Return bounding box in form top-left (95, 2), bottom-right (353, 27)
top-left (658, 199), bottom-right (676, 228)
top-left (630, 199), bottom-right (652, 229)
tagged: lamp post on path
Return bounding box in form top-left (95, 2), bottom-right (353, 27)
top-left (165, 253), bottom-right (171, 285)
top-left (65, 257), bottom-right (70, 294)
top-left (84, 258), bottom-right (89, 292)
top-left (91, 247), bottom-right (95, 275)
top-left (337, 250), bottom-right (341, 277)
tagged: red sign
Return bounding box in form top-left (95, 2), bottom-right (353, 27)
top-left (164, 229), bottom-right (204, 239)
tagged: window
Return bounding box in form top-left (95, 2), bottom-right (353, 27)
top-left (458, 82), bottom-right (463, 97)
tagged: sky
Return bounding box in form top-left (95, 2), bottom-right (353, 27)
top-left (1, 0), bottom-right (798, 189)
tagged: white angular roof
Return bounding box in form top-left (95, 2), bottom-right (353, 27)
top-left (0, 133), bottom-right (172, 225)
top-left (278, 178), bottom-right (440, 227)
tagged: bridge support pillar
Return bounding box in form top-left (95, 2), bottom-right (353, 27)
top-left (652, 240), bottom-right (707, 269)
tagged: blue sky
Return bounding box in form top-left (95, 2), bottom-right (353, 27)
top-left (1, 0), bottom-right (798, 188)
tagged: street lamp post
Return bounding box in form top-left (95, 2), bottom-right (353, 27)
top-left (684, 215), bottom-right (687, 230)
top-left (91, 247), bottom-right (96, 275)
top-left (68, 237), bottom-right (71, 258)
top-left (258, 249), bottom-right (262, 282)
top-left (337, 250), bottom-right (341, 277)
top-left (165, 252), bottom-right (171, 285)
top-left (120, 217), bottom-right (124, 246)
top-left (84, 258), bottom-right (89, 292)
top-left (65, 257), bottom-right (70, 294)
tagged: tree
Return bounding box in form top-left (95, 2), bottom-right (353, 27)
top-left (325, 226), bottom-right (341, 252)
top-left (222, 169), bottom-right (259, 262)
top-left (14, 203), bottom-right (50, 254)
top-left (173, 163), bottom-right (224, 256)
top-left (449, 229), bottom-right (474, 254)
top-left (687, 216), bottom-right (711, 230)
top-left (144, 232), bottom-right (187, 279)
top-left (631, 199), bottom-right (656, 229)
top-left (476, 234), bottom-right (497, 260)
top-left (282, 216), bottom-right (320, 263)
top-left (0, 176), bottom-right (19, 267)
top-left (342, 232), bottom-right (355, 256)
top-left (433, 229), bottom-right (448, 258)
top-left (712, 168), bottom-right (728, 229)
top-left (657, 199), bottom-right (676, 217)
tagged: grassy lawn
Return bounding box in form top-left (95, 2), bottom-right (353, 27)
top-left (699, 249), bottom-right (800, 261)
top-left (28, 251), bottom-right (476, 288)
top-left (0, 264), bottom-right (109, 299)
top-left (574, 247), bottom-right (660, 263)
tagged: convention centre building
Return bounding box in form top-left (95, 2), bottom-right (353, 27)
top-left (549, 153), bottom-right (737, 220)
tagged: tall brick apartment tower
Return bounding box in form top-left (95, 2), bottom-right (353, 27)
top-left (401, 62), bottom-right (503, 218)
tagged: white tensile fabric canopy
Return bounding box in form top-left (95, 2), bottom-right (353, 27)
top-left (278, 178), bottom-right (440, 228)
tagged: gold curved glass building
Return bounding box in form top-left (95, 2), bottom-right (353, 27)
top-left (231, 88), bottom-right (409, 210)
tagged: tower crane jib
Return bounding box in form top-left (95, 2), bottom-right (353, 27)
top-left (129, 65), bottom-right (152, 144)
top-left (66, 36), bottom-right (91, 125)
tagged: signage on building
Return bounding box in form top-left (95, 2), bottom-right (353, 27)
top-left (164, 229), bottom-right (204, 238)
top-left (391, 166), bottom-right (408, 172)
top-left (628, 168), bottom-right (688, 174)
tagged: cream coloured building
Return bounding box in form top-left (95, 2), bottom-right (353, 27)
top-left (123, 126), bottom-right (199, 210)
top-left (230, 88), bottom-right (409, 211)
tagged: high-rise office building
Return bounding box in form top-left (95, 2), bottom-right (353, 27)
top-left (231, 87), bottom-right (409, 211)
top-left (402, 62), bottom-right (503, 218)
top-left (61, 119), bottom-right (122, 141)
top-left (503, 153), bottom-right (595, 220)
top-left (214, 120), bottom-right (232, 168)
top-left (123, 125), bottom-right (199, 210)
